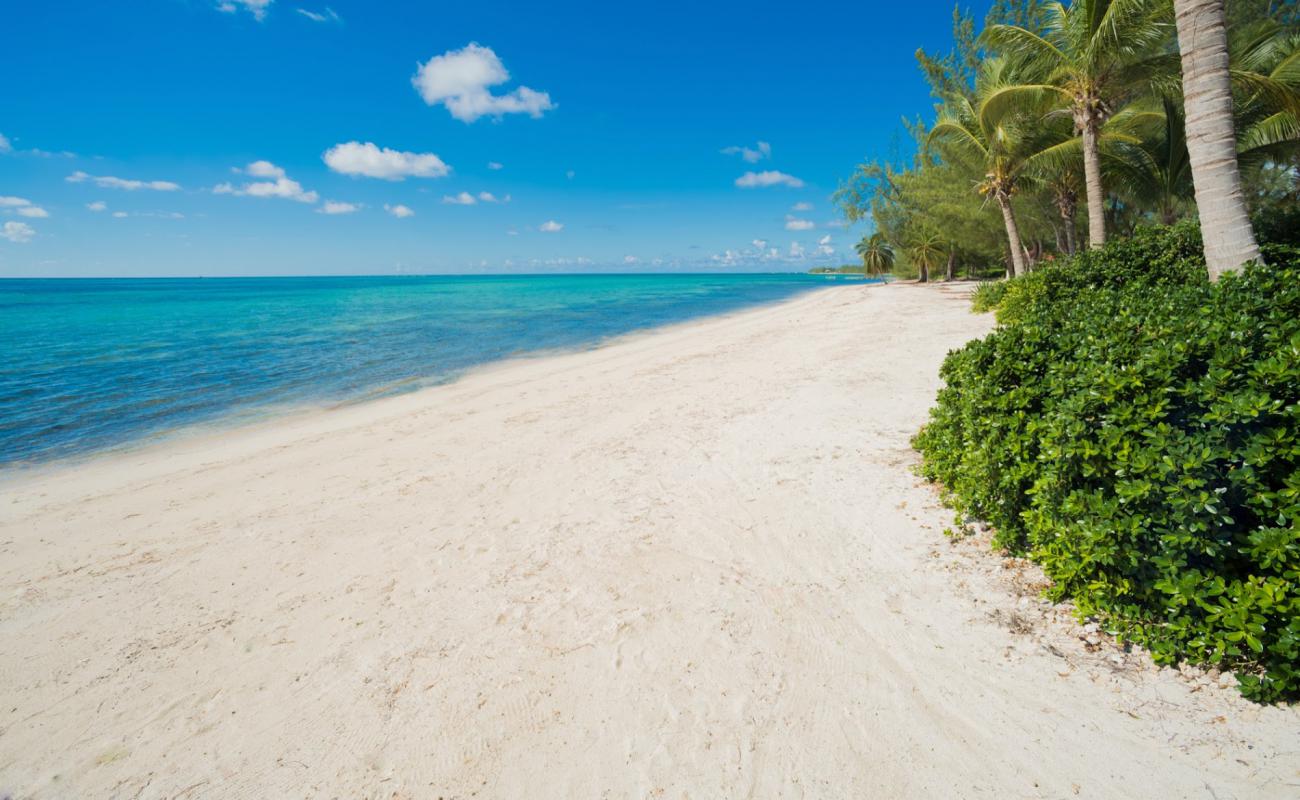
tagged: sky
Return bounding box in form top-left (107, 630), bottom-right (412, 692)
top-left (0, 0), bottom-right (993, 277)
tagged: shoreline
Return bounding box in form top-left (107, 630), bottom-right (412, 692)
top-left (3, 283), bottom-right (1297, 798)
top-left (1, 284), bottom-right (846, 490)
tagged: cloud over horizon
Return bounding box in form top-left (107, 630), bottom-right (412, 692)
top-left (412, 44), bottom-right (555, 123)
top-left (735, 170), bottom-right (805, 189)
top-left (324, 141), bottom-right (451, 180)
top-left (67, 171), bottom-right (180, 192)
top-left (213, 161), bottom-right (318, 203)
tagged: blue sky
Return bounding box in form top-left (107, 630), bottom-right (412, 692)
top-left (0, 1), bottom-right (991, 276)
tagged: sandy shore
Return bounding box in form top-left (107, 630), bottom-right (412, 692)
top-left (2, 283), bottom-right (1297, 798)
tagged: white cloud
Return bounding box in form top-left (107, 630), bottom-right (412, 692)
top-left (735, 170), bottom-right (805, 189)
top-left (785, 215), bottom-right (815, 231)
top-left (817, 235), bottom-right (834, 256)
top-left (217, 0), bottom-right (273, 20)
top-left (752, 238), bottom-right (768, 250)
top-left (487, 161), bottom-right (504, 170)
top-left (539, 220), bottom-right (563, 232)
top-left (412, 43), bottom-right (556, 123)
top-left (67, 171), bottom-right (181, 191)
top-left (87, 201), bottom-right (108, 212)
top-left (317, 201), bottom-right (360, 214)
top-left (1, 221), bottom-right (35, 243)
top-left (824, 219), bottom-right (848, 229)
top-left (0, 196), bottom-right (49, 218)
top-left (0, 133), bottom-right (11, 154)
top-left (818, 234), bottom-right (832, 245)
top-left (792, 201), bottom-right (813, 211)
top-left (323, 141), bottom-right (450, 180)
top-left (112, 211), bottom-right (129, 218)
top-left (296, 6), bottom-right (339, 23)
top-left (214, 161), bottom-right (318, 203)
top-left (245, 160), bottom-right (285, 178)
top-left (722, 141), bottom-right (771, 164)
top-left (385, 204), bottom-right (415, 218)
top-left (441, 190), bottom-right (507, 205)
top-left (623, 255), bottom-right (639, 264)
top-left (789, 241), bottom-right (806, 259)
top-left (443, 192), bottom-right (477, 205)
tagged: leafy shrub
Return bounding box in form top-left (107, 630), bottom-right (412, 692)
top-left (915, 231), bottom-right (1300, 702)
top-left (995, 222), bottom-right (1207, 324)
top-left (971, 281), bottom-right (1008, 313)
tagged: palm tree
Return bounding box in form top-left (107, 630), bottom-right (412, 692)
top-left (1173, 0), bottom-right (1264, 278)
top-left (906, 231), bottom-right (947, 284)
top-left (983, 0), bottom-right (1175, 248)
top-left (930, 57), bottom-right (1072, 277)
top-left (854, 232), bottom-right (896, 277)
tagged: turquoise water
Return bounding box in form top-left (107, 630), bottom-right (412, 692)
top-left (1, 274), bottom-right (847, 466)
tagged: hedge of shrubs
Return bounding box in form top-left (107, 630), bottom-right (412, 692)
top-left (914, 223), bottom-right (1300, 701)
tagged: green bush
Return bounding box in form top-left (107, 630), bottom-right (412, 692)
top-left (916, 229), bottom-right (1300, 702)
top-left (971, 281), bottom-right (1008, 313)
top-left (994, 222), bottom-right (1207, 324)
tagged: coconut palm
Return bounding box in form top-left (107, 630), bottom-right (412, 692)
top-left (982, 0), bottom-right (1176, 248)
top-left (929, 57), bottom-right (1075, 276)
top-left (854, 232), bottom-right (896, 277)
top-left (1173, 0), bottom-right (1264, 278)
top-left (1229, 17), bottom-right (1300, 174)
top-left (906, 230), bottom-right (947, 283)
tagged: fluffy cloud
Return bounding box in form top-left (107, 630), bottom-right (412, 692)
top-left (442, 192), bottom-right (477, 206)
top-left (0, 196), bottom-right (49, 218)
top-left (735, 170), bottom-right (804, 189)
top-left (817, 235), bottom-right (834, 256)
top-left (317, 201), bottom-right (360, 215)
top-left (539, 220), bottom-right (563, 232)
top-left (785, 215), bottom-right (815, 231)
top-left (722, 141), bottom-right (771, 164)
top-left (752, 238), bottom-right (768, 250)
top-left (444, 191), bottom-right (507, 205)
top-left (67, 171), bottom-right (180, 191)
top-left (623, 255), bottom-right (639, 264)
top-left (323, 141), bottom-right (450, 181)
top-left (87, 201), bottom-right (108, 212)
top-left (385, 204), bottom-right (415, 218)
top-left (112, 211), bottom-right (129, 218)
top-left (296, 7), bottom-right (339, 23)
top-left (789, 241), bottom-right (806, 259)
top-left (487, 161), bottom-right (504, 170)
top-left (1, 221), bottom-right (35, 243)
top-left (412, 43), bottom-right (555, 123)
top-left (791, 201), bottom-right (813, 211)
top-left (213, 161), bottom-right (318, 203)
top-left (0, 133), bottom-right (11, 153)
top-left (217, 0), bottom-right (273, 20)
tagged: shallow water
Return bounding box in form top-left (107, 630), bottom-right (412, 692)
top-left (1, 273), bottom-right (852, 466)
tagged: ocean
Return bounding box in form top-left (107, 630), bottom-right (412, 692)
top-left (1, 273), bottom-right (850, 466)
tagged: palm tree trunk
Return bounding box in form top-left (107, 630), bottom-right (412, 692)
top-left (996, 194), bottom-right (1027, 277)
top-left (1174, 0), bottom-right (1264, 280)
top-left (1080, 119), bottom-right (1107, 248)
top-left (945, 250), bottom-right (956, 281)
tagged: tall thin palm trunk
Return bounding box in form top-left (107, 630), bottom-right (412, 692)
top-left (1174, 0), bottom-right (1263, 280)
top-left (1079, 121), bottom-right (1107, 248)
top-left (996, 194), bottom-right (1027, 277)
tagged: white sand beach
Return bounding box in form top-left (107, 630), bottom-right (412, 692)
top-left (2, 284), bottom-right (1297, 799)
